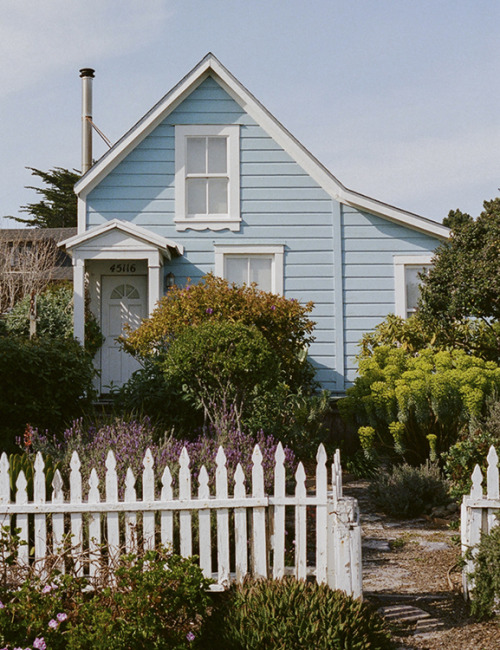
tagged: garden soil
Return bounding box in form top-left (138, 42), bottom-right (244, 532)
top-left (343, 479), bottom-right (500, 649)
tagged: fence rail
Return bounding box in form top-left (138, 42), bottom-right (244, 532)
top-left (0, 443), bottom-right (362, 597)
top-left (461, 445), bottom-right (499, 598)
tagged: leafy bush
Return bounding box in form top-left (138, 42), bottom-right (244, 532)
top-left (0, 338), bottom-right (95, 453)
top-left (163, 321), bottom-right (281, 433)
top-left (122, 273), bottom-right (316, 391)
top-left (443, 399), bottom-right (500, 498)
top-left (3, 284), bottom-right (103, 356)
top-left (112, 360), bottom-right (203, 434)
top-left (204, 577), bottom-right (393, 649)
top-left (0, 546), bottom-right (212, 649)
top-left (369, 462), bottom-right (449, 518)
top-left (469, 517), bottom-right (500, 620)
top-left (339, 346), bottom-right (500, 464)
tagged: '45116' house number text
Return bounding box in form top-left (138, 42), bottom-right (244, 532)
top-left (109, 263), bottom-right (137, 273)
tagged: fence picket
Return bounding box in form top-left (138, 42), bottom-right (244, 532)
top-left (315, 444), bottom-right (328, 584)
top-left (124, 468), bottom-right (137, 554)
top-left (295, 462), bottom-right (307, 580)
top-left (0, 453), bottom-right (10, 533)
top-left (234, 463), bottom-right (247, 583)
top-left (142, 449), bottom-right (155, 551)
top-left (273, 443), bottom-right (286, 579)
top-left (161, 466), bottom-right (173, 548)
top-left (52, 470), bottom-right (65, 571)
top-left (198, 466), bottom-right (211, 579)
top-left (15, 471), bottom-right (28, 566)
top-left (88, 469), bottom-right (101, 579)
top-left (252, 445), bottom-right (267, 579)
top-left (105, 451), bottom-right (120, 567)
top-left (70, 452), bottom-right (83, 576)
top-left (179, 447), bottom-right (192, 558)
top-left (34, 452), bottom-right (46, 571)
top-left (216, 446), bottom-right (230, 586)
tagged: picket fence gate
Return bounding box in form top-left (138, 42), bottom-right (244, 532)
top-left (0, 443), bottom-right (362, 597)
top-left (461, 445), bottom-right (500, 599)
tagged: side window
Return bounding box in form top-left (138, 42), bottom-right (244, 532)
top-left (214, 245), bottom-right (284, 295)
top-left (394, 254), bottom-right (433, 318)
top-left (175, 125), bottom-right (240, 231)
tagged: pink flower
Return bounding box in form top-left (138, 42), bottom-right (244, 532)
top-left (33, 639), bottom-right (47, 650)
top-left (186, 631), bottom-right (195, 642)
top-left (48, 618), bottom-right (59, 629)
top-left (57, 612), bottom-right (68, 622)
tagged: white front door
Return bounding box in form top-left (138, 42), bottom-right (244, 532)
top-left (100, 275), bottom-right (147, 391)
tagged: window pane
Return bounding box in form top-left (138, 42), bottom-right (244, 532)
top-left (187, 178), bottom-right (207, 214)
top-left (207, 137), bottom-right (227, 174)
top-left (405, 266), bottom-right (426, 315)
top-left (208, 178), bottom-right (228, 214)
top-left (249, 257), bottom-right (272, 292)
top-left (186, 138), bottom-right (206, 174)
top-left (225, 257), bottom-right (248, 286)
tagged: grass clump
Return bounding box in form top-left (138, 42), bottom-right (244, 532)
top-left (369, 462), bottom-right (449, 518)
top-left (204, 577), bottom-right (393, 649)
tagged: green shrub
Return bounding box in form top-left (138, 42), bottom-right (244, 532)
top-left (122, 273), bottom-right (316, 391)
top-left (443, 399), bottom-right (500, 498)
top-left (0, 546), bottom-right (212, 649)
top-left (0, 337), bottom-right (95, 452)
top-left (339, 346), bottom-right (500, 464)
top-left (112, 360), bottom-right (203, 434)
top-left (369, 462), bottom-right (449, 518)
top-left (204, 577), bottom-right (392, 649)
top-left (162, 321), bottom-right (281, 433)
top-left (4, 284), bottom-right (103, 356)
top-left (469, 517), bottom-right (500, 620)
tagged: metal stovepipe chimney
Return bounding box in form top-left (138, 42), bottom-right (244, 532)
top-left (79, 68), bottom-right (95, 174)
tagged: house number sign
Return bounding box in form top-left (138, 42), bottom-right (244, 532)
top-left (109, 263), bottom-right (137, 273)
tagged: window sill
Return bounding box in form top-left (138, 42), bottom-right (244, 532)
top-left (174, 217), bottom-right (241, 232)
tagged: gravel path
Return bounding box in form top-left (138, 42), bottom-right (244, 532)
top-left (344, 479), bottom-right (500, 649)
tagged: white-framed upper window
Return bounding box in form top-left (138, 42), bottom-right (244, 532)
top-left (214, 245), bottom-right (284, 295)
top-left (175, 125), bottom-right (240, 232)
top-left (394, 254), bottom-right (433, 318)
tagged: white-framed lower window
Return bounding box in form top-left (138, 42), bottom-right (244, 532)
top-left (394, 254), bottom-right (433, 318)
top-left (175, 124), bottom-right (240, 232)
top-left (214, 245), bottom-right (284, 295)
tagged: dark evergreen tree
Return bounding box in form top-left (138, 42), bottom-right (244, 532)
top-left (6, 167), bottom-right (80, 228)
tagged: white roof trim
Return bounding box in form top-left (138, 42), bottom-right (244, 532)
top-left (58, 219), bottom-right (184, 255)
top-left (75, 53), bottom-right (449, 240)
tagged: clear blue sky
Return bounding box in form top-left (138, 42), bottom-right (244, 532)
top-left (1, 0), bottom-right (498, 228)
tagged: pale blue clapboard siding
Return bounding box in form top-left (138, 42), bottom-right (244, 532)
top-left (341, 205), bottom-right (440, 388)
top-left (85, 74), bottom-right (443, 393)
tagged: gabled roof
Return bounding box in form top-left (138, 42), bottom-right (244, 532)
top-left (58, 219), bottom-right (184, 257)
top-left (75, 53), bottom-right (449, 240)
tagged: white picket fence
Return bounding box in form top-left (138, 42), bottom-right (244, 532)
top-left (0, 443), bottom-right (362, 597)
top-left (461, 445), bottom-right (500, 598)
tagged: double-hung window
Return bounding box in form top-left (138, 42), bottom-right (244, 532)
top-left (175, 125), bottom-right (240, 231)
top-left (215, 245), bottom-right (284, 295)
top-left (394, 254), bottom-right (433, 318)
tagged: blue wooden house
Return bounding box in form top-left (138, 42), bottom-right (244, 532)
top-left (60, 54), bottom-right (449, 395)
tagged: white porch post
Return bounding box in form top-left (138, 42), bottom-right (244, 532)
top-left (73, 257), bottom-right (86, 343)
top-left (148, 257), bottom-right (162, 316)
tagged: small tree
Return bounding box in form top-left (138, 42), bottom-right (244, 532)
top-left (0, 232), bottom-right (59, 313)
top-left (418, 197), bottom-right (500, 358)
